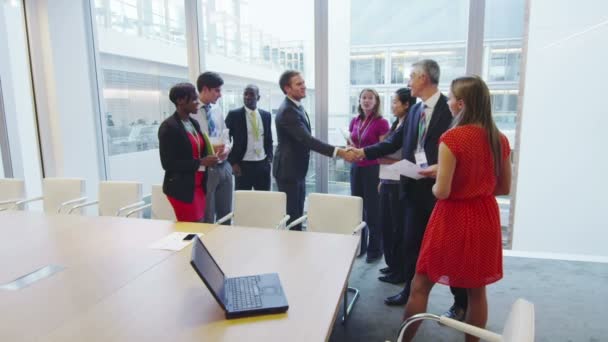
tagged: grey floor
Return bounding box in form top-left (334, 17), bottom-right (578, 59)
top-left (329, 255), bottom-right (608, 342)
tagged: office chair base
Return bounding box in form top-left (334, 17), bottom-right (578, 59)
top-left (341, 286), bottom-right (360, 324)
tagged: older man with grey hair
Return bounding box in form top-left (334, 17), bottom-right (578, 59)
top-left (349, 59), bottom-right (468, 320)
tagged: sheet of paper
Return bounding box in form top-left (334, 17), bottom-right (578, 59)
top-left (148, 232), bottom-right (204, 251)
top-left (340, 128), bottom-right (354, 145)
top-left (379, 165), bottom-right (401, 181)
top-left (386, 159), bottom-right (424, 180)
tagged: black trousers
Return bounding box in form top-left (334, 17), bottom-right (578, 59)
top-left (276, 178), bottom-right (306, 231)
top-left (379, 182), bottom-right (406, 274)
top-left (400, 193), bottom-right (468, 310)
top-left (235, 160), bottom-right (271, 191)
top-left (350, 164), bottom-right (381, 257)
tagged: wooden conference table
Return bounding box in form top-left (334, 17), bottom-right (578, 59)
top-left (0, 211), bottom-right (359, 341)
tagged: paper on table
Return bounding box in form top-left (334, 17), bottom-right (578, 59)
top-left (379, 164), bottom-right (401, 181)
top-left (386, 159), bottom-right (424, 180)
top-left (148, 232), bottom-right (204, 251)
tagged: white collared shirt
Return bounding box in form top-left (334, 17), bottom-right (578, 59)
top-left (191, 103), bottom-right (230, 163)
top-left (287, 96), bottom-right (301, 107)
top-left (243, 106), bottom-right (266, 161)
top-left (422, 90), bottom-right (441, 126)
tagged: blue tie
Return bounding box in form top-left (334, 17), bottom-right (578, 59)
top-left (203, 104), bottom-right (216, 136)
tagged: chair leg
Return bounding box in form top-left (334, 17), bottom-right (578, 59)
top-left (341, 285), bottom-right (360, 324)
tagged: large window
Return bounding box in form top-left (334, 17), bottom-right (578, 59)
top-left (93, 0), bottom-right (189, 192)
top-left (483, 0), bottom-right (525, 246)
top-left (327, 0), bottom-right (469, 196)
top-left (199, 0), bottom-right (315, 193)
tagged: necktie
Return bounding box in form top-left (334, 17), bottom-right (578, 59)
top-left (203, 104), bottom-right (216, 137)
top-left (249, 110), bottom-right (260, 140)
top-left (417, 105), bottom-right (428, 149)
top-left (299, 105), bottom-right (311, 130)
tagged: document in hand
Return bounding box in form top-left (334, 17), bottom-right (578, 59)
top-left (340, 128), bottom-right (354, 145)
top-left (385, 159), bottom-right (424, 180)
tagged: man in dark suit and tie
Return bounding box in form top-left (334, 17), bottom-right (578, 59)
top-left (225, 85), bottom-right (273, 190)
top-left (350, 60), bottom-right (468, 320)
top-left (274, 70), bottom-right (350, 231)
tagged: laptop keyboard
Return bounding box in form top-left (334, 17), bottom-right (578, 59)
top-left (226, 276), bottom-right (263, 310)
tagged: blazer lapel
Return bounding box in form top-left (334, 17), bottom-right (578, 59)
top-left (290, 99), bottom-right (311, 132)
top-left (426, 94), bottom-right (447, 136)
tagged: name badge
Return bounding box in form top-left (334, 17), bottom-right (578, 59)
top-left (415, 151), bottom-right (428, 168)
top-left (198, 166), bottom-right (206, 172)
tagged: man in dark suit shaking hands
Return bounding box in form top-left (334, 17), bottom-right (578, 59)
top-left (274, 70), bottom-right (350, 231)
top-left (225, 85), bottom-right (273, 190)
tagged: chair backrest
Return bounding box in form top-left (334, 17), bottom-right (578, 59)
top-left (98, 181), bottom-right (142, 216)
top-left (0, 178), bottom-right (25, 210)
top-left (306, 193), bottom-right (363, 235)
top-left (502, 298), bottom-right (535, 342)
top-left (151, 184), bottom-right (175, 221)
top-left (232, 190), bottom-right (286, 228)
top-left (42, 178), bottom-right (85, 214)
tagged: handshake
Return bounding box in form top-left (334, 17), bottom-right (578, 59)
top-left (336, 146), bottom-right (366, 163)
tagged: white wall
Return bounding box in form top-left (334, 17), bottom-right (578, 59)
top-left (0, 1), bottom-right (43, 200)
top-left (512, 0), bottom-right (608, 258)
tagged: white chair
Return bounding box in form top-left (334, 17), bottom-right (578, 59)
top-left (68, 181), bottom-right (143, 217)
top-left (396, 298), bottom-right (535, 342)
top-left (125, 184), bottom-right (176, 221)
top-left (216, 190), bottom-right (290, 229)
top-left (286, 193), bottom-right (366, 323)
top-left (13, 178), bottom-right (87, 214)
top-left (0, 178), bottom-right (25, 211)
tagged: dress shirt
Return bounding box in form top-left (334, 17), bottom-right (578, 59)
top-left (422, 90), bottom-right (441, 127)
top-left (242, 106), bottom-right (266, 161)
top-left (192, 103), bottom-right (230, 162)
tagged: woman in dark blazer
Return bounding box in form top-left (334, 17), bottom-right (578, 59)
top-left (158, 83), bottom-right (218, 222)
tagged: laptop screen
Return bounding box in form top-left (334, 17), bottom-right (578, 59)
top-left (190, 236), bottom-right (226, 304)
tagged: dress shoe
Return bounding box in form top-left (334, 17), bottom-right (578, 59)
top-left (379, 266), bottom-right (392, 274)
top-left (384, 291), bottom-right (408, 306)
top-left (378, 273), bottom-right (406, 284)
top-left (443, 305), bottom-right (466, 321)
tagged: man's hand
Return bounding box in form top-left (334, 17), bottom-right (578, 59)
top-left (200, 155), bottom-right (219, 167)
top-left (418, 164), bottom-right (438, 178)
top-left (337, 148), bottom-right (360, 163)
top-left (348, 147), bottom-right (366, 162)
top-left (232, 163), bottom-right (242, 177)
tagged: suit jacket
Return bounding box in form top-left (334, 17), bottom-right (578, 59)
top-left (158, 112), bottom-right (210, 202)
top-left (273, 98), bottom-right (334, 181)
top-left (364, 93), bottom-right (453, 209)
top-left (225, 106), bottom-right (273, 165)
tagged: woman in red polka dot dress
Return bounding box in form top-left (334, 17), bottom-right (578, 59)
top-left (401, 76), bottom-right (512, 342)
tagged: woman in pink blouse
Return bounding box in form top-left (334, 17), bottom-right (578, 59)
top-left (349, 88), bottom-right (390, 262)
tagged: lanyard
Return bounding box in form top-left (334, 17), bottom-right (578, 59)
top-left (183, 120), bottom-right (202, 158)
top-left (356, 116), bottom-right (375, 148)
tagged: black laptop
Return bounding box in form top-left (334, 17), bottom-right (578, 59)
top-left (189, 235), bottom-right (289, 319)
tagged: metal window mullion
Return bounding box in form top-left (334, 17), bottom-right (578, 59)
top-left (0, 77), bottom-right (13, 177)
top-left (314, 0), bottom-right (329, 194)
top-left (83, 0), bottom-right (109, 180)
top-left (185, 0), bottom-right (203, 80)
top-left (465, 0), bottom-right (485, 76)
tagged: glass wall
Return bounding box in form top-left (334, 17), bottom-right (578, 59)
top-left (327, 0), bottom-right (469, 196)
top-left (199, 0), bottom-right (315, 193)
top-left (93, 0), bottom-right (189, 192)
top-left (483, 0), bottom-right (525, 244)
top-left (0, 0), bottom-right (43, 200)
